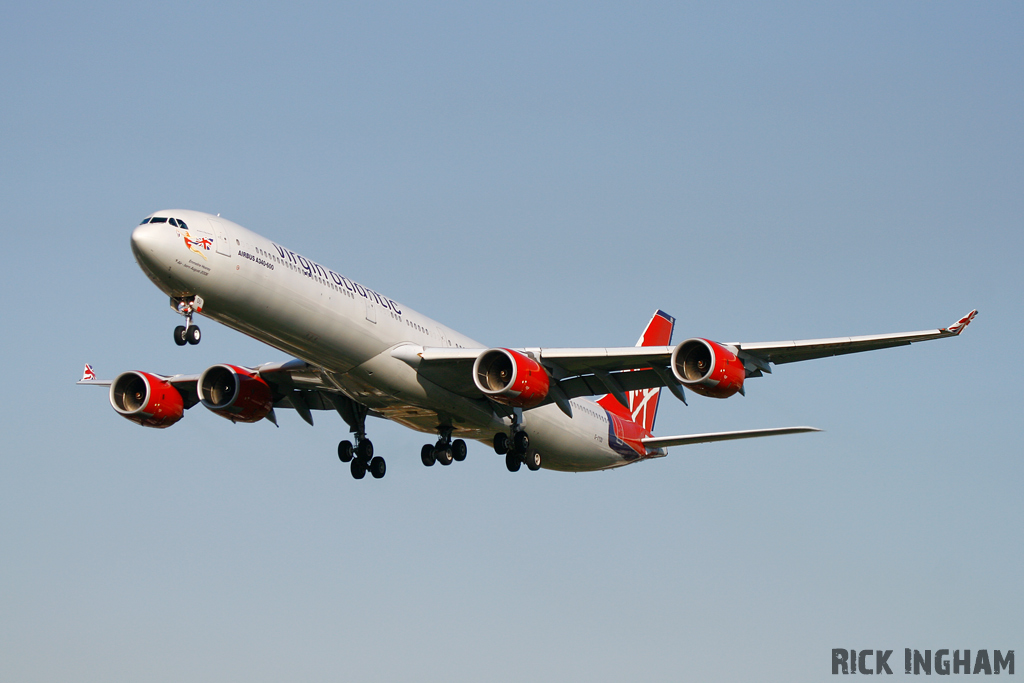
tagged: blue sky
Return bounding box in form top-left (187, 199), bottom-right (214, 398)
top-left (1, 3), bottom-right (1021, 681)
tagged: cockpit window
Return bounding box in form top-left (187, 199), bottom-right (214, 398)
top-left (139, 215), bottom-right (186, 228)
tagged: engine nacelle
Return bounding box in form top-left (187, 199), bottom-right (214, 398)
top-left (473, 348), bottom-right (550, 409)
top-left (198, 364), bottom-right (274, 423)
top-left (109, 371), bottom-right (185, 428)
top-left (670, 338), bottom-right (746, 399)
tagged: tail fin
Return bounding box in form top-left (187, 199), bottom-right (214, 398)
top-left (597, 310), bottom-right (675, 432)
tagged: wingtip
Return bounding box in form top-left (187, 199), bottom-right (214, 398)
top-left (944, 309), bottom-right (978, 335)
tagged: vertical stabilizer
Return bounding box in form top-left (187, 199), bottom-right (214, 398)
top-left (597, 310), bottom-right (675, 432)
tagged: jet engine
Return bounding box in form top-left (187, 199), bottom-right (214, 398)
top-left (670, 338), bottom-right (746, 398)
top-left (198, 364), bottom-right (274, 423)
top-left (109, 371), bottom-right (185, 428)
top-left (473, 348), bottom-right (550, 409)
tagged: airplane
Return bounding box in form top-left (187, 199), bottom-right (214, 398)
top-left (79, 209), bottom-right (977, 480)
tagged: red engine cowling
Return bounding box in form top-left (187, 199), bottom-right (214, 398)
top-left (109, 371), bottom-right (185, 428)
top-left (473, 348), bottom-right (550, 409)
top-left (670, 338), bottom-right (746, 399)
top-left (198, 364), bottom-right (274, 423)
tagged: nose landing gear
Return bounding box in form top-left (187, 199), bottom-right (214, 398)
top-left (171, 296), bottom-right (203, 346)
top-left (173, 325), bottom-right (201, 346)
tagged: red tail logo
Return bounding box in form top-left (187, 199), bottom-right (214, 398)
top-left (597, 310), bottom-right (675, 434)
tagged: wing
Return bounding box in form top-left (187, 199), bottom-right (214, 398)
top-left (77, 359), bottom-right (350, 426)
top-left (392, 310), bottom-right (977, 404)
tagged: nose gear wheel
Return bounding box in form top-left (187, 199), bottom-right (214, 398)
top-left (171, 296), bottom-right (202, 346)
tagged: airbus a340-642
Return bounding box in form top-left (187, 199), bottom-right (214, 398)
top-left (79, 210), bottom-right (977, 480)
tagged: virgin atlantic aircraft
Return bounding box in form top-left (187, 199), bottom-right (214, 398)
top-left (79, 210), bottom-right (977, 480)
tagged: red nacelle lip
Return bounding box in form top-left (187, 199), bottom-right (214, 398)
top-left (109, 371), bottom-right (185, 428)
top-left (198, 364), bottom-right (273, 423)
top-left (670, 338), bottom-right (745, 399)
top-left (472, 348), bottom-right (551, 409)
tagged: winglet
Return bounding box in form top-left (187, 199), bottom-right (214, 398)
top-left (944, 309), bottom-right (977, 336)
top-left (77, 363), bottom-right (111, 386)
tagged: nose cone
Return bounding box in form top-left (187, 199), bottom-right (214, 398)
top-left (131, 222), bottom-right (162, 256)
top-left (131, 221), bottom-right (171, 279)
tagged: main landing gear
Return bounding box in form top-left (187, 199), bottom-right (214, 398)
top-left (332, 394), bottom-right (385, 480)
top-left (493, 429), bottom-right (541, 473)
top-left (338, 438), bottom-right (385, 480)
top-left (171, 296), bottom-right (202, 346)
top-left (420, 426), bottom-right (468, 468)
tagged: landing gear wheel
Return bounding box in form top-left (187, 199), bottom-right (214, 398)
top-left (513, 430), bottom-right (530, 454)
top-left (505, 452), bottom-right (522, 472)
top-left (186, 326), bottom-right (201, 345)
top-left (369, 456), bottom-right (386, 479)
top-left (356, 439), bottom-right (374, 462)
top-left (350, 458), bottom-right (367, 479)
top-left (338, 440), bottom-right (354, 463)
top-left (493, 432), bottom-right (509, 455)
top-left (435, 445), bottom-right (453, 466)
top-left (421, 444), bottom-right (436, 467)
top-left (452, 439), bottom-right (467, 462)
top-left (525, 451), bottom-right (542, 471)
top-left (173, 326), bottom-right (187, 346)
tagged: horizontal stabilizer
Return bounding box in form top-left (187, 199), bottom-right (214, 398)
top-left (642, 426), bottom-right (820, 449)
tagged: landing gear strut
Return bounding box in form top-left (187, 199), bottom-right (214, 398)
top-left (331, 394), bottom-right (385, 480)
top-left (171, 296), bottom-right (202, 346)
top-left (420, 426), bottom-right (467, 468)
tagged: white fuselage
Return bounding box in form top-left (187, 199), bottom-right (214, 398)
top-left (131, 210), bottom-right (649, 472)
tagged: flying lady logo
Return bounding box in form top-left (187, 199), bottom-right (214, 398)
top-left (176, 229), bottom-right (213, 260)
